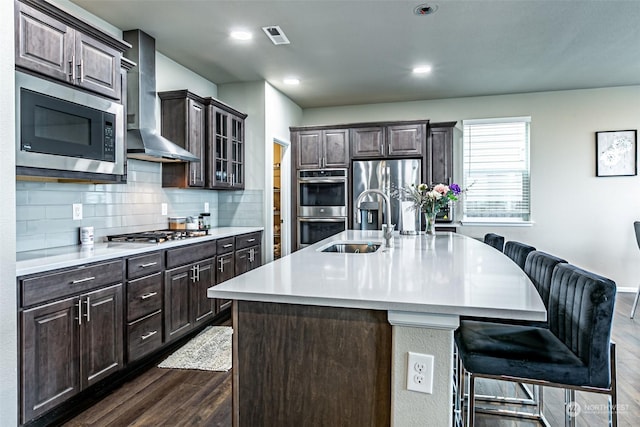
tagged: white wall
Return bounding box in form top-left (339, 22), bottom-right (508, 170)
top-left (0, 0), bottom-right (17, 422)
top-left (218, 82), bottom-right (303, 261)
top-left (303, 87), bottom-right (640, 288)
top-left (218, 82), bottom-right (267, 192)
top-left (265, 83), bottom-right (303, 260)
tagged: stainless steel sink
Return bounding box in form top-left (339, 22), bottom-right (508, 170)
top-left (319, 241), bottom-right (382, 253)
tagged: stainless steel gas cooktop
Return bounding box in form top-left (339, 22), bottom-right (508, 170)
top-left (106, 229), bottom-right (208, 243)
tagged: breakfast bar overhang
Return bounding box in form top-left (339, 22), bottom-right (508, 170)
top-left (208, 231), bottom-right (546, 426)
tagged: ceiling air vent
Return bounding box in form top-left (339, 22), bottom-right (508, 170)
top-left (262, 26), bottom-right (290, 45)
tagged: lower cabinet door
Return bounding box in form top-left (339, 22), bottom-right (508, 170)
top-left (21, 297), bottom-right (79, 423)
top-left (80, 283), bottom-right (124, 389)
top-left (193, 258), bottom-right (215, 326)
top-left (164, 264), bottom-right (193, 342)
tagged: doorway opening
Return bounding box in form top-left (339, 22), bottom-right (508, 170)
top-left (272, 139), bottom-right (290, 260)
top-left (273, 143), bottom-right (282, 259)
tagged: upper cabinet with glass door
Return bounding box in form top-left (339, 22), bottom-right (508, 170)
top-left (207, 98), bottom-right (248, 190)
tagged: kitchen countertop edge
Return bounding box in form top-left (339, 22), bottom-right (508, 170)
top-left (16, 226), bottom-right (264, 277)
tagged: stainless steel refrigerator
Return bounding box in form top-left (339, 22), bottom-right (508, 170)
top-left (352, 159), bottom-right (421, 231)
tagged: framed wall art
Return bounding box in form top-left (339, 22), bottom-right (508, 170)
top-left (595, 130), bottom-right (637, 177)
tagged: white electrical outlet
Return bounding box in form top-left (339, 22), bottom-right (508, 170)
top-left (407, 352), bottom-right (434, 394)
top-left (161, 203), bottom-right (168, 216)
top-left (72, 203), bottom-right (83, 220)
top-left (204, 202), bottom-right (209, 213)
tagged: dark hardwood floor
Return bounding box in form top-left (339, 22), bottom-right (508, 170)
top-left (64, 294), bottom-right (640, 427)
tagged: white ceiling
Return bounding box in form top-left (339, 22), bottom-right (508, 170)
top-left (70, 0), bottom-right (640, 108)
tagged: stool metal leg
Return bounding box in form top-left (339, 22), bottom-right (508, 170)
top-left (564, 389), bottom-right (576, 427)
top-left (468, 373), bottom-right (476, 427)
top-left (631, 286), bottom-right (640, 319)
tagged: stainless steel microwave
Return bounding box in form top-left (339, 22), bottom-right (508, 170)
top-left (15, 71), bottom-right (125, 178)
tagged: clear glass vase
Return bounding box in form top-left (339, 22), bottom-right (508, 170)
top-left (425, 211), bottom-right (437, 235)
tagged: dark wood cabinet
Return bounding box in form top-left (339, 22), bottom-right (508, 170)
top-left (159, 90), bottom-right (207, 188)
top-left (351, 123), bottom-right (424, 159)
top-left (192, 258), bottom-right (216, 326)
top-left (15, 0), bottom-right (125, 100)
top-left (235, 245), bottom-right (261, 276)
top-left (21, 296), bottom-right (78, 422)
top-left (427, 122), bottom-right (456, 186)
top-left (125, 251), bottom-right (164, 362)
top-left (21, 282), bottom-right (123, 423)
top-left (80, 284), bottom-right (124, 389)
top-left (207, 99), bottom-right (247, 189)
top-left (295, 129), bottom-right (349, 169)
top-left (159, 91), bottom-right (247, 190)
top-left (19, 231), bottom-right (263, 424)
top-left (387, 123), bottom-right (424, 157)
top-left (164, 258), bottom-right (216, 342)
top-left (350, 127), bottom-right (384, 158)
top-left (164, 240), bottom-right (217, 343)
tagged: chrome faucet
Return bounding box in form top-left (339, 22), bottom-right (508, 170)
top-left (356, 189), bottom-right (395, 247)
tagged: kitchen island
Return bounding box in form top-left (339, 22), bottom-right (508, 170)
top-left (208, 230), bottom-right (546, 426)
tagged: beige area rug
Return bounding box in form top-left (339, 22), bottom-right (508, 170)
top-left (158, 326), bottom-right (232, 372)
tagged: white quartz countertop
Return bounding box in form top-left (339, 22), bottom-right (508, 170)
top-left (208, 230), bottom-right (546, 321)
top-left (16, 226), bottom-right (263, 276)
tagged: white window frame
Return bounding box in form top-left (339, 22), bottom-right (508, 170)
top-left (461, 117), bottom-right (532, 226)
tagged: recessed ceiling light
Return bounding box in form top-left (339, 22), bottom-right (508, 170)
top-left (412, 66), bottom-right (432, 74)
top-left (283, 78), bottom-right (300, 85)
top-left (230, 30), bottom-right (252, 41)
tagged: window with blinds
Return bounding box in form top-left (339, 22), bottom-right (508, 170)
top-left (462, 117), bottom-right (531, 221)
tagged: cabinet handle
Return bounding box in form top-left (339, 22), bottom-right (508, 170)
top-left (68, 58), bottom-right (74, 81)
top-left (77, 60), bottom-right (83, 83)
top-left (223, 243), bottom-right (233, 248)
top-left (191, 264), bottom-right (200, 282)
top-left (249, 248), bottom-right (255, 263)
top-left (85, 297), bottom-right (91, 322)
top-left (140, 262), bottom-right (158, 268)
top-left (218, 258), bottom-right (229, 273)
top-left (76, 300), bottom-right (83, 325)
top-left (246, 238), bottom-right (256, 243)
top-left (141, 330), bottom-right (158, 340)
top-left (140, 292), bottom-right (157, 300)
top-left (71, 276), bottom-right (95, 285)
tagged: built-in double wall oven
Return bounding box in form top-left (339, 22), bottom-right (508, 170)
top-left (296, 169), bottom-right (348, 249)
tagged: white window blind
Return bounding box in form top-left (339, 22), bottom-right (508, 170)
top-left (462, 117), bottom-right (531, 221)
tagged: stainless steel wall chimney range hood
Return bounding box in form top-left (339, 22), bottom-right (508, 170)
top-left (122, 29), bottom-right (200, 163)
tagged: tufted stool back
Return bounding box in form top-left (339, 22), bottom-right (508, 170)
top-left (548, 263), bottom-right (616, 388)
top-left (483, 233), bottom-right (504, 252)
top-left (503, 241), bottom-right (536, 271)
top-left (523, 251), bottom-right (567, 309)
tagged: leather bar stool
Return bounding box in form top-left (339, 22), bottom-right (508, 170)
top-left (483, 233), bottom-right (505, 252)
top-left (503, 240), bottom-right (536, 270)
top-left (456, 263), bottom-right (618, 427)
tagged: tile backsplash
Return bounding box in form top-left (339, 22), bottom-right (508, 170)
top-left (16, 160), bottom-right (263, 252)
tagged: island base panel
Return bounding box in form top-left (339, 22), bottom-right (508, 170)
top-left (233, 300), bottom-right (392, 427)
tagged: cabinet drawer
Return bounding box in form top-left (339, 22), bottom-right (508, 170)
top-left (127, 272), bottom-right (163, 322)
top-left (127, 252), bottom-right (163, 280)
top-left (127, 310), bottom-right (163, 362)
top-left (216, 237), bottom-right (235, 254)
top-left (166, 241), bottom-right (217, 268)
top-left (235, 232), bottom-right (262, 250)
top-left (21, 259), bottom-right (123, 307)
